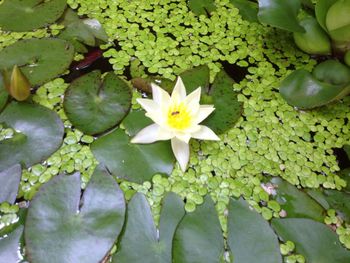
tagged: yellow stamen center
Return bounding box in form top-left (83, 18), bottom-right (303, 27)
top-left (167, 103), bottom-right (192, 130)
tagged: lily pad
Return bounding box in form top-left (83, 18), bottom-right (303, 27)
top-left (0, 102), bottom-right (64, 171)
top-left (64, 71), bottom-right (132, 135)
top-left (188, 0), bottom-right (216, 16)
top-left (0, 38), bottom-right (74, 86)
top-left (173, 195), bottom-right (224, 263)
top-left (179, 65), bottom-right (210, 94)
top-left (91, 129), bottom-right (174, 183)
top-left (229, 0), bottom-right (259, 22)
top-left (320, 189), bottom-right (350, 222)
top-left (202, 70), bottom-right (242, 134)
top-left (270, 177), bottom-right (325, 221)
top-left (25, 169), bottom-right (126, 263)
top-left (0, 226), bottom-right (23, 263)
top-left (113, 192), bottom-right (185, 263)
top-left (272, 218), bottom-right (350, 263)
top-left (0, 0), bottom-right (66, 32)
top-left (0, 77), bottom-right (8, 112)
top-left (121, 109), bottom-right (153, 137)
top-left (279, 60), bottom-right (350, 109)
top-left (227, 198), bottom-right (282, 263)
top-left (257, 0), bottom-right (304, 32)
top-left (0, 164), bottom-right (21, 204)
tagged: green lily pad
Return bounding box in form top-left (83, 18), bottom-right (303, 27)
top-left (279, 60), bottom-right (350, 109)
top-left (315, 0), bottom-right (337, 31)
top-left (25, 168), bottom-right (126, 263)
top-left (338, 168), bottom-right (350, 193)
top-left (0, 164), bottom-right (21, 204)
top-left (257, 0), bottom-right (304, 32)
top-left (0, 0), bottom-right (66, 32)
top-left (131, 77), bottom-right (174, 94)
top-left (113, 192), bottom-right (185, 263)
top-left (227, 198), bottom-right (282, 263)
top-left (91, 129), bottom-right (174, 183)
top-left (321, 189), bottom-right (350, 222)
top-left (270, 177), bottom-right (325, 221)
top-left (0, 226), bottom-right (23, 263)
top-left (121, 109), bottom-right (153, 137)
top-left (229, 0), bottom-right (259, 22)
top-left (0, 38), bottom-right (74, 86)
top-left (0, 77), bottom-right (8, 112)
top-left (0, 102), bottom-right (64, 171)
top-left (188, 0), bottom-right (216, 16)
top-left (272, 218), bottom-right (350, 263)
top-left (179, 65), bottom-right (210, 94)
top-left (173, 195), bottom-right (224, 263)
top-left (64, 71), bottom-right (132, 135)
top-left (202, 70), bottom-right (242, 134)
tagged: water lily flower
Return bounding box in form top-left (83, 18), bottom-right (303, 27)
top-left (131, 77), bottom-right (219, 172)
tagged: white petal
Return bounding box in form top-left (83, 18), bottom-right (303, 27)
top-left (191, 125), bottom-right (220, 141)
top-left (171, 138), bottom-right (190, 172)
top-left (131, 124), bottom-right (172, 144)
top-left (184, 87), bottom-right (201, 108)
top-left (171, 77), bottom-right (187, 102)
top-left (195, 105), bottom-right (215, 124)
top-left (136, 98), bottom-right (159, 113)
top-left (151, 83), bottom-right (170, 106)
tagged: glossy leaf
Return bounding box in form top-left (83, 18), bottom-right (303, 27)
top-left (272, 218), bottom-right (350, 263)
top-left (321, 189), bottom-right (350, 222)
top-left (188, 0), bottom-right (216, 16)
top-left (0, 226), bottom-right (23, 263)
top-left (257, 0), bottom-right (304, 32)
top-left (173, 195), bottom-right (224, 263)
top-left (227, 198), bottom-right (282, 263)
top-left (113, 192), bottom-right (185, 263)
top-left (0, 164), bottom-right (21, 204)
top-left (91, 129), bottom-right (174, 183)
top-left (121, 109), bottom-right (153, 137)
top-left (315, 0), bottom-right (337, 31)
top-left (25, 169), bottom-right (125, 263)
top-left (280, 60), bottom-right (350, 109)
top-left (179, 65), bottom-right (210, 94)
top-left (202, 70), bottom-right (242, 134)
top-left (0, 102), bottom-right (64, 171)
top-left (270, 177), bottom-right (325, 221)
top-left (64, 71), bottom-right (132, 135)
top-left (326, 0), bottom-right (350, 42)
top-left (0, 38), bottom-right (74, 86)
top-left (229, 0), bottom-right (259, 22)
top-left (0, 0), bottom-right (66, 31)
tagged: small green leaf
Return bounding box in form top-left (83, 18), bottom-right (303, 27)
top-left (188, 0), bottom-right (216, 16)
top-left (91, 129), bottom-right (174, 183)
top-left (25, 168), bottom-right (126, 263)
top-left (0, 226), bottom-right (23, 263)
top-left (0, 0), bottom-right (66, 31)
top-left (272, 218), bottom-right (350, 263)
top-left (0, 164), bottom-right (21, 204)
top-left (0, 102), bottom-right (64, 171)
top-left (173, 195), bottom-right (224, 263)
top-left (229, 0), bottom-right (259, 22)
top-left (257, 0), bottom-right (304, 32)
top-left (64, 71), bottom-right (132, 135)
top-left (315, 0), bottom-right (337, 31)
top-left (227, 198), bottom-right (282, 263)
top-left (113, 192), bottom-right (185, 263)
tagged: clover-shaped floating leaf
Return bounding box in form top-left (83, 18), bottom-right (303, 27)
top-left (64, 70), bottom-right (132, 135)
top-left (91, 128), bottom-right (174, 183)
top-left (0, 102), bottom-right (64, 171)
top-left (0, 226), bottom-right (23, 263)
top-left (272, 218), bottom-right (350, 263)
top-left (188, 0), bottom-right (216, 16)
top-left (280, 60), bottom-right (350, 109)
top-left (113, 192), bottom-right (185, 263)
top-left (270, 177), bottom-right (325, 221)
top-left (229, 0), bottom-right (259, 22)
top-left (0, 164), bottom-right (21, 204)
top-left (173, 195), bottom-right (224, 263)
top-left (0, 0), bottom-right (66, 32)
top-left (0, 38), bottom-right (74, 86)
top-left (257, 0), bottom-right (304, 32)
top-left (315, 0), bottom-right (337, 31)
top-left (228, 198), bottom-right (282, 263)
top-left (25, 168), bottom-right (126, 263)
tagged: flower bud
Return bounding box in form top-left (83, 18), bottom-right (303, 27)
top-left (1, 65), bottom-right (31, 101)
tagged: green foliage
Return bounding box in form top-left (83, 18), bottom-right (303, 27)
top-left (0, 164), bottom-right (21, 204)
top-left (229, 0), bottom-right (259, 22)
top-left (0, 225), bottom-right (23, 262)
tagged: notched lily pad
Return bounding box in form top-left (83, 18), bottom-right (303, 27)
top-left (280, 60), bottom-right (350, 109)
top-left (0, 102), bottom-right (64, 171)
top-left (0, 164), bottom-right (21, 204)
top-left (25, 168), bottom-right (126, 263)
top-left (0, 38), bottom-right (74, 86)
top-left (0, 0), bottom-right (67, 31)
top-left (64, 70), bottom-right (132, 135)
top-left (188, 0), bottom-right (217, 16)
top-left (113, 192), bottom-right (185, 263)
top-left (91, 129), bottom-right (174, 184)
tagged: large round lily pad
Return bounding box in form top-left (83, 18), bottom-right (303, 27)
top-left (0, 38), bottom-right (74, 86)
top-left (0, 102), bottom-right (64, 171)
top-left (91, 129), bottom-right (174, 183)
top-left (0, 0), bottom-right (67, 32)
top-left (25, 169), bottom-right (126, 263)
top-left (64, 71), bottom-right (132, 135)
